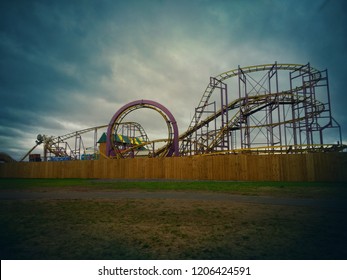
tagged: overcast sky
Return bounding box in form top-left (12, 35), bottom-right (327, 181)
top-left (1, 0), bottom-right (347, 160)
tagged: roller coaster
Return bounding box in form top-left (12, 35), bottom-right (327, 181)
top-left (180, 62), bottom-right (343, 155)
top-left (20, 62), bottom-right (345, 161)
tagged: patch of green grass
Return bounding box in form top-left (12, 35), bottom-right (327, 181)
top-left (0, 178), bottom-right (92, 189)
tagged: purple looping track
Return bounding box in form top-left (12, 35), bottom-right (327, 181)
top-left (106, 99), bottom-right (179, 157)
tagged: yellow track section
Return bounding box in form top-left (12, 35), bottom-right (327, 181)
top-left (110, 104), bottom-right (174, 158)
top-left (180, 63), bottom-right (324, 154)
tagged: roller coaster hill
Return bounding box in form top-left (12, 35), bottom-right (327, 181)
top-left (17, 62), bottom-right (346, 162)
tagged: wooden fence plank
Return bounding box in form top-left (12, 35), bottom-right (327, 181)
top-left (1, 153), bottom-right (346, 181)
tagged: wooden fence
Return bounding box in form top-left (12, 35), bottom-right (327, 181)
top-left (1, 153), bottom-right (346, 181)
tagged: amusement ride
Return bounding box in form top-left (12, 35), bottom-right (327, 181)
top-left (18, 62), bottom-right (345, 162)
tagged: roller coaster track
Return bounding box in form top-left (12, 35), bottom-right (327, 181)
top-left (179, 63), bottom-right (325, 154)
top-left (111, 121), bottom-right (153, 158)
top-left (186, 64), bottom-right (316, 132)
top-left (52, 122), bottom-right (153, 159)
top-left (19, 62), bottom-right (343, 161)
top-left (44, 124), bottom-right (109, 159)
top-left (21, 123), bottom-right (151, 161)
top-left (106, 63), bottom-right (336, 156)
top-left (108, 138), bottom-right (171, 158)
top-left (50, 125), bottom-right (108, 144)
top-left (198, 143), bottom-right (346, 156)
top-left (20, 125), bottom-right (109, 161)
top-left (107, 100), bottom-right (179, 158)
top-left (200, 93), bottom-right (324, 152)
top-left (120, 92), bottom-right (324, 156)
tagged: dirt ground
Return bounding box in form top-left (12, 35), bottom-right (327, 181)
top-left (1, 187), bottom-right (346, 208)
top-left (1, 186), bottom-right (346, 260)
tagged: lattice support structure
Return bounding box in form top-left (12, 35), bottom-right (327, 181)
top-left (21, 62), bottom-right (344, 162)
top-left (179, 62), bottom-right (344, 155)
top-left (106, 100), bottom-right (179, 158)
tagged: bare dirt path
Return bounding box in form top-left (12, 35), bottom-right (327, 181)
top-left (0, 188), bottom-right (345, 209)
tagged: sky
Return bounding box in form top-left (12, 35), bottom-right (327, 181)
top-left (1, 0), bottom-right (347, 160)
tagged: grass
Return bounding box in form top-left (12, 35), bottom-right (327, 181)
top-left (0, 178), bottom-right (346, 260)
top-left (0, 178), bottom-right (346, 198)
